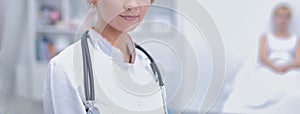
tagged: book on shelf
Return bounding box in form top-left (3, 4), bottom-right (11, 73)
top-left (35, 36), bottom-right (56, 62)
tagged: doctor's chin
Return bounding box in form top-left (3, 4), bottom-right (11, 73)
top-left (2, 0), bottom-right (300, 114)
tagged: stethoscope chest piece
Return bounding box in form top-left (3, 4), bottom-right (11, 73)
top-left (87, 107), bottom-right (101, 114)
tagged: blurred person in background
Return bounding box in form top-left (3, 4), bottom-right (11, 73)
top-left (43, 0), bottom-right (168, 114)
top-left (223, 2), bottom-right (300, 114)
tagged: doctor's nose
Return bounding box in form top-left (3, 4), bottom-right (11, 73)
top-left (123, 0), bottom-right (139, 11)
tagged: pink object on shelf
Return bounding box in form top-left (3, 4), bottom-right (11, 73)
top-left (49, 10), bottom-right (61, 22)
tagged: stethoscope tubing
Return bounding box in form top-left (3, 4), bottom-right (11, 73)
top-left (81, 31), bottom-right (166, 113)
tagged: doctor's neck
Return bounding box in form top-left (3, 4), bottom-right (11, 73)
top-left (93, 23), bottom-right (129, 46)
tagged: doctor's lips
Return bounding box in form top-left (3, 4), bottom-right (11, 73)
top-left (119, 14), bottom-right (140, 21)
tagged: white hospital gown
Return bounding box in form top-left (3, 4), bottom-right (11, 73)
top-left (43, 29), bottom-right (165, 114)
top-left (223, 33), bottom-right (300, 114)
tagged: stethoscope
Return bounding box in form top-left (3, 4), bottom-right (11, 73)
top-left (80, 31), bottom-right (167, 114)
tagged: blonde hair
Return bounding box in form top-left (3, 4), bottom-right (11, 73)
top-left (267, 2), bottom-right (294, 33)
top-left (274, 5), bottom-right (292, 17)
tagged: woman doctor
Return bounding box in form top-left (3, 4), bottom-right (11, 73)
top-left (43, 0), bottom-right (167, 114)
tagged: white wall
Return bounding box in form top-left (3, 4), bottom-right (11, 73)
top-left (0, 0), bottom-right (29, 113)
top-left (199, 0), bottom-right (300, 66)
top-left (288, 0), bottom-right (300, 35)
top-left (0, 0), bottom-right (5, 49)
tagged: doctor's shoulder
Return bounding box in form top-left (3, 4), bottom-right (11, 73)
top-left (47, 40), bottom-right (82, 84)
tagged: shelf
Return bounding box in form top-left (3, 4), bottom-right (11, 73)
top-left (36, 25), bottom-right (76, 36)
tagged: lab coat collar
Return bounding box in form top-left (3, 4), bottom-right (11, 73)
top-left (87, 29), bottom-right (136, 68)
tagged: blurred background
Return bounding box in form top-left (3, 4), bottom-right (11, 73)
top-left (1, 0), bottom-right (300, 114)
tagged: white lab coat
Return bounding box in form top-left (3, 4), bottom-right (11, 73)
top-left (43, 29), bottom-right (165, 114)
